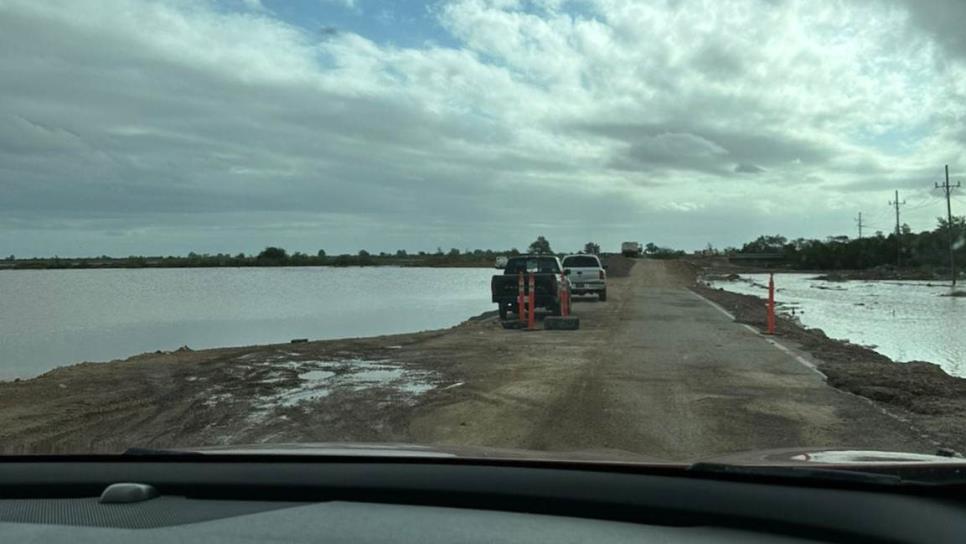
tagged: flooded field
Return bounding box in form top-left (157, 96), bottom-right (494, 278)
top-left (708, 273), bottom-right (966, 378)
top-left (0, 267), bottom-right (494, 380)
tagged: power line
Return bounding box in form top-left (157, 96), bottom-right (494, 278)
top-left (903, 195), bottom-right (943, 211)
top-left (935, 164), bottom-right (962, 286)
top-left (889, 190), bottom-right (906, 267)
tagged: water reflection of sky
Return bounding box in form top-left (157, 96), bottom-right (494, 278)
top-left (709, 274), bottom-right (965, 378)
top-left (0, 267), bottom-right (494, 380)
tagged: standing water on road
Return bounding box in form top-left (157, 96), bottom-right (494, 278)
top-left (708, 273), bottom-right (966, 378)
top-left (0, 267), bottom-right (494, 380)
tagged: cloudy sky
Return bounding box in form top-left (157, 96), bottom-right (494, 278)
top-left (2, 0), bottom-right (965, 257)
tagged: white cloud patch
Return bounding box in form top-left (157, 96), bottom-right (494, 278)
top-left (0, 0), bottom-right (964, 256)
top-left (241, 0), bottom-right (266, 11)
top-left (322, 0), bottom-right (358, 10)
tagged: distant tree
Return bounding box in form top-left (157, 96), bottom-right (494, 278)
top-left (740, 235), bottom-right (787, 254)
top-left (583, 242), bottom-right (600, 255)
top-left (649, 246), bottom-right (686, 259)
top-left (358, 249), bottom-right (370, 257)
top-left (6, 255), bottom-right (14, 261)
top-left (509, 247), bottom-right (520, 256)
top-left (435, 246), bottom-right (444, 256)
top-left (528, 236), bottom-right (553, 255)
top-left (379, 252), bottom-right (389, 257)
top-left (396, 249), bottom-right (408, 257)
top-left (317, 249), bottom-right (326, 257)
top-left (645, 242), bottom-right (659, 254)
top-left (448, 248), bottom-right (460, 257)
top-left (256, 247), bottom-right (288, 263)
top-left (417, 251), bottom-right (427, 256)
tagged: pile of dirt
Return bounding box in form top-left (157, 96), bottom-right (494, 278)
top-left (691, 282), bottom-right (966, 453)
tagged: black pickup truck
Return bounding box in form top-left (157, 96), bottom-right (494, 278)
top-left (491, 255), bottom-right (569, 320)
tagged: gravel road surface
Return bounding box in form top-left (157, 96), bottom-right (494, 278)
top-left (409, 260), bottom-right (929, 460)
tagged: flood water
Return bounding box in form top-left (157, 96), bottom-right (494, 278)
top-left (709, 273), bottom-right (966, 378)
top-left (0, 267), bottom-right (494, 380)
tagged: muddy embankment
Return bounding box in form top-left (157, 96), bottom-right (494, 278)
top-left (0, 257), bottom-right (636, 455)
top-left (684, 260), bottom-right (966, 454)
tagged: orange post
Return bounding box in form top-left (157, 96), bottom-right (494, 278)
top-left (766, 273), bottom-right (776, 335)
top-left (517, 272), bottom-right (525, 320)
top-left (560, 272), bottom-right (570, 317)
top-left (527, 273), bottom-right (536, 330)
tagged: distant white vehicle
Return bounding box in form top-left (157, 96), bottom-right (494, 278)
top-left (621, 242), bottom-right (641, 257)
top-left (494, 256), bottom-right (508, 269)
top-left (562, 254), bottom-right (607, 301)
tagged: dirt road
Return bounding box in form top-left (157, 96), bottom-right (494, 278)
top-left (409, 260), bottom-right (929, 460)
top-left (0, 259), bottom-right (933, 459)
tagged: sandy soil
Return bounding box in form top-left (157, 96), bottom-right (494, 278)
top-left (0, 257), bottom-right (949, 459)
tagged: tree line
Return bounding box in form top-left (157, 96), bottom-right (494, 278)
top-left (4, 234), bottom-right (686, 270)
top-left (739, 216), bottom-right (966, 271)
top-left (3, 247), bottom-right (513, 270)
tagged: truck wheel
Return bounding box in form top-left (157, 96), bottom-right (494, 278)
top-left (598, 290), bottom-right (607, 302)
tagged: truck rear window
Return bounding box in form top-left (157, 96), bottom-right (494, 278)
top-left (563, 256), bottom-right (599, 268)
top-left (505, 258), bottom-right (559, 274)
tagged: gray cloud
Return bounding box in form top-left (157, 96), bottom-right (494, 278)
top-left (735, 163), bottom-right (765, 174)
top-left (0, 0), bottom-right (963, 257)
top-left (897, 0), bottom-right (966, 61)
top-left (574, 122), bottom-right (834, 176)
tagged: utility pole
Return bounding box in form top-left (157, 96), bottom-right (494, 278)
top-left (935, 164), bottom-right (962, 286)
top-left (889, 191), bottom-right (905, 268)
top-left (855, 212), bottom-right (864, 239)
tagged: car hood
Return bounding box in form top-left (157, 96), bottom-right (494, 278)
top-left (187, 442), bottom-right (965, 467)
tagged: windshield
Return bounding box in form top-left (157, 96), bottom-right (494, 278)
top-left (1, 0), bottom-right (964, 477)
top-left (563, 256), bottom-right (600, 268)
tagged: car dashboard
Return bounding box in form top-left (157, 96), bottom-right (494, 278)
top-left (0, 457), bottom-right (962, 543)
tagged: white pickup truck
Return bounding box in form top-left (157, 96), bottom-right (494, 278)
top-left (561, 254), bottom-right (607, 301)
